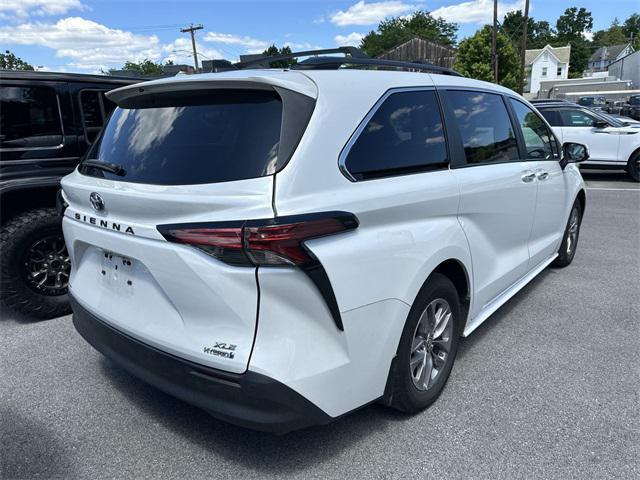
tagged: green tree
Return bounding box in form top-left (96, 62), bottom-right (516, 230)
top-left (555, 7), bottom-right (594, 77)
top-left (556, 7), bottom-right (593, 39)
top-left (623, 13), bottom-right (640, 49)
top-left (121, 59), bottom-right (167, 75)
top-left (592, 18), bottom-right (628, 47)
top-left (261, 44), bottom-right (296, 67)
top-left (360, 10), bottom-right (458, 57)
top-left (0, 50), bottom-right (34, 71)
top-left (454, 25), bottom-right (519, 90)
top-left (501, 11), bottom-right (556, 53)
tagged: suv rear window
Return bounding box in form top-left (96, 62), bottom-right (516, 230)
top-left (80, 89), bottom-right (283, 185)
top-left (0, 85), bottom-right (62, 149)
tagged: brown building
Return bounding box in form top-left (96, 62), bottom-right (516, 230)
top-left (376, 37), bottom-right (456, 69)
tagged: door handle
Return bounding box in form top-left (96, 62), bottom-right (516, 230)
top-left (536, 171), bottom-right (549, 181)
top-left (521, 172), bottom-right (536, 183)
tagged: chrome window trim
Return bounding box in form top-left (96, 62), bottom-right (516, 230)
top-left (338, 86), bottom-right (443, 182)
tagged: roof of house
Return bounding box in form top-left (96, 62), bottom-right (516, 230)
top-left (589, 43), bottom-right (632, 63)
top-left (525, 45), bottom-right (571, 65)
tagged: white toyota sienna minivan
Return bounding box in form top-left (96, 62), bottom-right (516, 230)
top-left (60, 49), bottom-right (588, 433)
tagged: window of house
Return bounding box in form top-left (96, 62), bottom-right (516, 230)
top-left (557, 66), bottom-right (563, 76)
top-left (447, 90), bottom-right (518, 165)
top-left (0, 85), bottom-right (62, 149)
top-left (344, 89), bottom-right (448, 180)
top-left (542, 67), bottom-right (548, 77)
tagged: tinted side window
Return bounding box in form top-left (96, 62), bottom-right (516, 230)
top-left (447, 91), bottom-right (518, 165)
top-left (560, 109), bottom-right (596, 127)
top-left (539, 109), bottom-right (562, 126)
top-left (0, 85), bottom-right (62, 149)
top-left (509, 99), bottom-right (557, 160)
top-left (344, 90), bottom-right (448, 180)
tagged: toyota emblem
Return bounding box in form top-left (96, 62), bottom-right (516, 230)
top-left (89, 192), bottom-right (105, 211)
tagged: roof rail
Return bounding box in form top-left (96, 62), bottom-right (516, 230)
top-left (234, 46), bottom-right (463, 76)
top-left (236, 47), bottom-right (367, 69)
top-left (292, 56), bottom-right (463, 76)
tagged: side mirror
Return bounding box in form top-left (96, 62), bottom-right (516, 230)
top-left (593, 120), bottom-right (608, 129)
top-left (561, 142), bottom-right (589, 168)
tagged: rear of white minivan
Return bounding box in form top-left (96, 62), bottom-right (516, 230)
top-left (60, 72), bottom-right (338, 432)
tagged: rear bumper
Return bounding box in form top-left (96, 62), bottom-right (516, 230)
top-left (70, 294), bottom-right (332, 433)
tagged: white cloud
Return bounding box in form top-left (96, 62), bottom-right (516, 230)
top-left (0, 0), bottom-right (86, 20)
top-left (330, 1), bottom-right (416, 26)
top-left (284, 41), bottom-right (323, 51)
top-left (335, 32), bottom-right (365, 46)
top-left (583, 31), bottom-right (594, 41)
top-left (431, 0), bottom-right (523, 25)
top-left (0, 17), bottom-right (161, 71)
top-left (203, 32), bottom-right (271, 54)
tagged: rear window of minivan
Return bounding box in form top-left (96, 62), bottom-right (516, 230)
top-left (80, 89), bottom-right (283, 185)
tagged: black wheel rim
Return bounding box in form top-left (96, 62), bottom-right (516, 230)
top-left (22, 235), bottom-right (70, 296)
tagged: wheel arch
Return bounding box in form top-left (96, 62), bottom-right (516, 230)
top-left (411, 256), bottom-right (472, 332)
top-left (1, 182), bottom-right (60, 225)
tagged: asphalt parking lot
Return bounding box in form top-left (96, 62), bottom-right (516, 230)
top-left (1, 170), bottom-right (639, 480)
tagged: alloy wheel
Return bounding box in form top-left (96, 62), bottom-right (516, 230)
top-left (410, 298), bottom-right (453, 391)
top-left (566, 208), bottom-right (579, 257)
top-left (23, 235), bottom-right (70, 296)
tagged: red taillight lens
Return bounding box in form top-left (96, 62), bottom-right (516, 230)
top-left (159, 212), bottom-right (358, 267)
top-left (245, 218), bottom-right (350, 266)
top-left (160, 226), bottom-right (250, 266)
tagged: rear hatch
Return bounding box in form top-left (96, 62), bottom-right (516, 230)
top-left (61, 72), bottom-right (317, 373)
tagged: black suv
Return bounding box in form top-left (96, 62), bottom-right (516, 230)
top-left (622, 94), bottom-right (640, 120)
top-left (1, 71), bottom-right (141, 318)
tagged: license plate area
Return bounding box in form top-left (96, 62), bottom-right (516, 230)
top-left (100, 250), bottom-right (136, 295)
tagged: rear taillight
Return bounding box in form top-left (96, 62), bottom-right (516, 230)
top-left (158, 212), bottom-right (358, 268)
top-left (158, 212), bottom-right (358, 331)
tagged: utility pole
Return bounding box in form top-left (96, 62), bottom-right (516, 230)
top-left (180, 23), bottom-right (204, 73)
top-left (518, 0), bottom-right (530, 94)
top-left (492, 0), bottom-right (498, 83)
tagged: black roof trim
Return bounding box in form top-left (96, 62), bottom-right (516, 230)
top-left (0, 70), bottom-right (147, 84)
top-left (236, 47), bottom-right (368, 68)
top-left (235, 47), bottom-right (463, 77)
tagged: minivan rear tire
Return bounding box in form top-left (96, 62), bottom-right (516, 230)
top-left (388, 273), bottom-right (461, 414)
top-left (0, 208), bottom-right (71, 319)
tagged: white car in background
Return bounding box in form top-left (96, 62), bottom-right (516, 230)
top-left (59, 49), bottom-right (589, 433)
top-left (537, 102), bottom-right (640, 181)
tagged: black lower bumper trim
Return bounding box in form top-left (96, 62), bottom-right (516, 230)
top-left (70, 294), bottom-right (332, 433)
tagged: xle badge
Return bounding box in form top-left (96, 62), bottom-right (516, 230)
top-left (204, 342), bottom-right (237, 359)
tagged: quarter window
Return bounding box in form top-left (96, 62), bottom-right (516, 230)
top-left (447, 91), bottom-right (518, 165)
top-left (509, 99), bottom-right (557, 160)
top-left (344, 90), bottom-right (448, 180)
top-left (0, 85), bottom-right (62, 149)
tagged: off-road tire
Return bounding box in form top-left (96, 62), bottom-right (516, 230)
top-left (1, 208), bottom-right (71, 319)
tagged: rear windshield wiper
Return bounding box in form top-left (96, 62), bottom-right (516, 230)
top-left (82, 160), bottom-right (125, 176)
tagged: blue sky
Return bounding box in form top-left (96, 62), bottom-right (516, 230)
top-left (0, 0), bottom-right (637, 73)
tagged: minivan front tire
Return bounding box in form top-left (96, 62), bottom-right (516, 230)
top-left (553, 201), bottom-right (582, 268)
top-left (0, 208), bottom-right (71, 319)
top-left (389, 273), bottom-right (462, 414)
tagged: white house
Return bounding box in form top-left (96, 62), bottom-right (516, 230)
top-left (589, 43), bottom-right (634, 72)
top-left (524, 45), bottom-right (571, 96)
